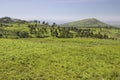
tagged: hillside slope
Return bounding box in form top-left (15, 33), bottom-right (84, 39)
top-left (61, 18), bottom-right (110, 27)
top-left (0, 17), bottom-right (27, 23)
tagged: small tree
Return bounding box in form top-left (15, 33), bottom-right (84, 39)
top-left (42, 21), bottom-right (45, 24)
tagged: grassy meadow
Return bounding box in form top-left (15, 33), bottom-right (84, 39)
top-left (0, 38), bottom-right (120, 80)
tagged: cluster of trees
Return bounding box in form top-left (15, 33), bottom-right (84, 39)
top-left (0, 28), bottom-right (15, 38)
top-left (27, 22), bottom-right (110, 39)
top-left (0, 21), bottom-right (117, 40)
top-left (0, 30), bottom-right (29, 38)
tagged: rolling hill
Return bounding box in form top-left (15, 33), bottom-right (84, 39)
top-left (61, 18), bottom-right (111, 27)
top-left (0, 17), bottom-right (27, 23)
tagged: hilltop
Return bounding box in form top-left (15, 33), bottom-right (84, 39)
top-left (0, 17), bottom-right (27, 23)
top-left (61, 18), bottom-right (111, 27)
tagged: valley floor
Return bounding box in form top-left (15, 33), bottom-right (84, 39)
top-left (0, 38), bottom-right (120, 80)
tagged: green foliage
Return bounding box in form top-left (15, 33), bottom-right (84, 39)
top-left (27, 24), bottom-right (118, 39)
top-left (0, 38), bottom-right (120, 80)
top-left (0, 17), bottom-right (120, 40)
top-left (0, 17), bottom-right (120, 80)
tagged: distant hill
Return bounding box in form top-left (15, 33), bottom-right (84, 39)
top-left (106, 21), bottom-right (120, 28)
top-left (0, 17), bottom-right (27, 23)
top-left (61, 18), bottom-right (111, 27)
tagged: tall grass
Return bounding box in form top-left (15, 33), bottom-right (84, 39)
top-left (0, 38), bottom-right (120, 80)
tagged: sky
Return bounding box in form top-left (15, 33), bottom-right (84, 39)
top-left (0, 0), bottom-right (120, 24)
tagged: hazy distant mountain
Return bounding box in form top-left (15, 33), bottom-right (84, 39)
top-left (61, 18), bottom-right (111, 27)
top-left (106, 21), bottom-right (120, 27)
top-left (0, 17), bottom-right (27, 23)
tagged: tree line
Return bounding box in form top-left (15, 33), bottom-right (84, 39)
top-left (0, 21), bottom-right (117, 40)
top-left (27, 22), bottom-right (113, 39)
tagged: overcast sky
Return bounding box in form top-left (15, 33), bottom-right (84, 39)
top-left (0, 0), bottom-right (120, 23)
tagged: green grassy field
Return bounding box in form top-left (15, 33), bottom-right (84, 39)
top-left (0, 38), bottom-right (120, 80)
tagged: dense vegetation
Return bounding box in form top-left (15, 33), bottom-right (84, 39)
top-left (0, 38), bottom-right (120, 80)
top-left (0, 17), bottom-right (120, 40)
top-left (0, 17), bottom-right (120, 80)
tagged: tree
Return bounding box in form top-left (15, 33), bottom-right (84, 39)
top-left (16, 31), bottom-right (29, 38)
top-left (97, 32), bottom-right (103, 39)
top-left (0, 24), bottom-right (3, 27)
top-left (42, 21), bottom-right (45, 24)
top-left (38, 21), bottom-right (40, 24)
top-left (51, 22), bottom-right (57, 27)
top-left (0, 34), bottom-right (3, 38)
top-left (103, 34), bottom-right (108, 39)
